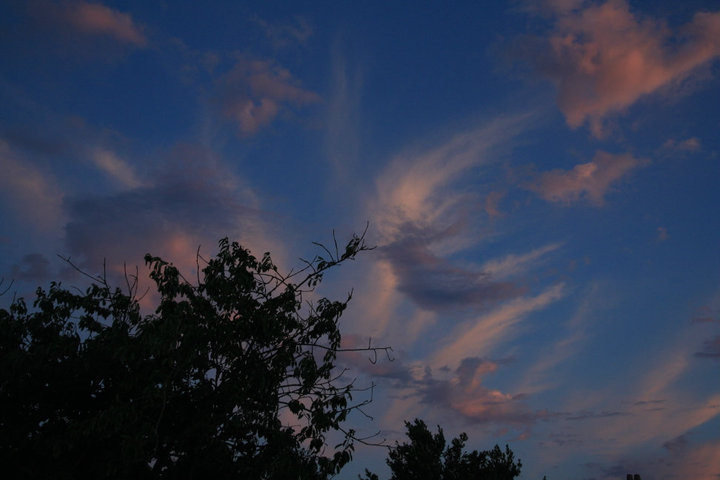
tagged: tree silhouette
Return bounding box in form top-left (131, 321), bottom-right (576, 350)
top-left (362, 418), bottom-right (522, 480)
top-left (0, 231), bottom-right (389, 479)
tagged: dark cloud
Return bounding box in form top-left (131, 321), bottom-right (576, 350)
top-left (254, 15), bottom-right (313, 49)
top-left (694, 336), bottom-right (720, 359)
top-left (416, 362), bottom-right (551, 425)
top-left (0, 128), bottom-right (71, 157)
top-left (381, 223), bottom-right (524, 312)
top-left (633, 399), bottom-right (665, 406)
top-left (10, 253), bottom-right (51, 281)
top-left (62, 144), bottom-right (264, 272)
top-left (565, 410), bottom-right (629, 421)
top-left (633, 399), bottom-right (666, 412)
top-left (691, 306), bottom-right (720, 324)
top-left (356, 351), bottom-right (549, 425)
top-left (663, 434), bottom-right (688, 455)
top-left (544, 431), bottom-right (583, 447)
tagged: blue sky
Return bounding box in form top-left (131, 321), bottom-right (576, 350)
top-left (1, 1), bottom-right (719, 478)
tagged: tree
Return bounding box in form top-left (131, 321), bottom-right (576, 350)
top-left (362, 419), bottom-right (522, 480)
top-left (0, 231), bottom-right (388, 479)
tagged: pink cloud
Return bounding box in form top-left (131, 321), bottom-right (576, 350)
top-left (218, 58), bottom-right (320, 134)
top-left (535, 0), bottom-right (720, 136)
top-left (528, 151), bottom-right (646, 205)
top-left (65, 1), bottom-right (147, 46)
top-left (661, 136), bottom-right (702, 153)
top-left (0, 140), bottom-right (65, 231)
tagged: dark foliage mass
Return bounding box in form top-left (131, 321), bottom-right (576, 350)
top-left (362, 418), bottom-right (522, 480)
top-left (1, 231), bottom-right (531, 480)
top-left (1, 233), bottom-right (381, 479)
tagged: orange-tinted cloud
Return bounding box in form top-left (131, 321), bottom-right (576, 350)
top-left (218, 57), bottom-right (320, 134)
top-left (530, 0), bottom-right (720, 136)
top-left (527, 151), bottom-right (646, 205)
top-left (65, 2), bottom-right (147, 46)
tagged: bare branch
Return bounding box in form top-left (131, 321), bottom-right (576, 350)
top-left (0, 277), bottom-right (14, 296)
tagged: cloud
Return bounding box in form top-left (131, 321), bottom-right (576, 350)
top-left (29, 0), bottom-right (147, 47)
top-left (10, 253), bottom-right (51, 281)
top-left (661, 137), bottom-right (701, 153)
top-left (324, 41), bottom-right (364, 178)
top-left (90, 148), bottom-right (144, 188)
top-left (691, 305), bottom-right (719, 324)
top-left (66, 1), bottom-right (147, 46)
top-left (360, 354), bottom-right (547, 426)
top-left (523, 0), bottom-right (720, 136)
top-left (587, 433), bottom-right (720, 480)
top-left (417, 357), bottom-right (550, 424)
top-left (367, 116), bottom-right (534, 313)
top-left (217, 57), bottom-right (320, 134)
top-left (0, 140), bottom-right (65, 231)
top-left (659, 137), bottom-right (703, 159)
top-left (254, 15), bottom-right (313, 48)
top-left (658, 435), bottom-right (720, 480)
top-left (479, 243), bottom-right (562, 280)
top-left (565, 410), bottom-right (628, 421)
top-left (431, 283), bottom-right (566, 368)
top-left (695, 335), bottom-right (720, 359)
top-left (380, 223), bottom-right (524, 312)
top-left (483, 190), bottom-right (505, 217)
top-left (527, 151), bottom-right (646, 205)
top-left (373, 116), bottom-right (527, 235)
top-left (61, 144), bottom-right (281, 282)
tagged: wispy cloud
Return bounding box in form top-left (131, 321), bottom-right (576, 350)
top-left (367, 116), bottom-right (534, 314)
top-left (419, 356), bottom-right (550, 424)
top-left (527, 151), bottom-right (647, 206)
top-left (29, 0), bottom-right (148, 47)
top-left (90, 148), bottom-right (144, 189)
top-left (65, 1), bottom-right (147, 47)
top-left (254, 15), bottom-right (313, 49)
top-left (479, 243), bottom-right (562, 280)
top-left (373, 116), bottom-right (527, 235)
top-left (521, 0), bottom-right (720, 136)
top-left (324, 42), bottom-right (363, 178)
top-left (430, 284), bottom-right (566, 368)
top-left (695, 335), bottom-right (720, 359)
top-left (357, 353), bottom-right (548, 426)
top-left (0, 140), bottom-right (64, 231)
top-left (10, 253), bottom-right (51, 281)
top-left (216, 57), bottom-right (320, 135)
top-left (61, 143), bottom-right (281, 281)
top-left (379, 223), bottom-right (524, 312)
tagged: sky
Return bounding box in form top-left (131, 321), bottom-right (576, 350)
top-left (1, 1), bottom-right (719, 478)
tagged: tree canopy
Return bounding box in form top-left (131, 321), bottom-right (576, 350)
top-left (0, 232), bottom-right (384, 479)
top-left (1, 231), bottom-right (535, 479)
top-left (362, 418), bottom-right (522, 480)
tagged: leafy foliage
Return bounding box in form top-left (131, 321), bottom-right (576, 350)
top-left (0, 232), bottom-right (384, 479)
top-left (362, 418), bottom-right (522, 480)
